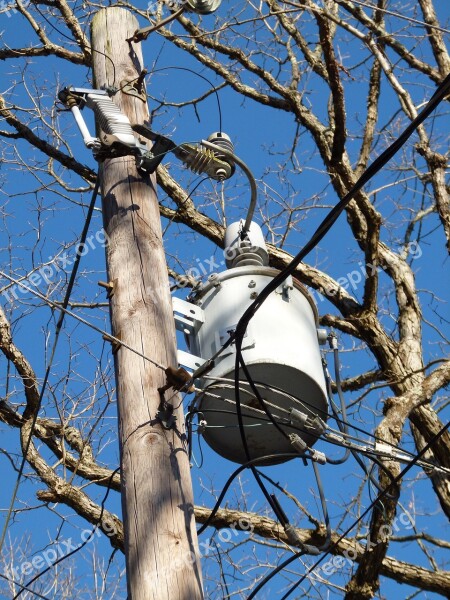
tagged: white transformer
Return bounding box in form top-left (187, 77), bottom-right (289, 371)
top-left (174, 223), bottom-right (328, 465)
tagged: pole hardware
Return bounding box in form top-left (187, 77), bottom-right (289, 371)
top-left (127, 0), bottom-right (222, 44)
top-left (156, 400), bottom-right (177, 430)
top-left (120, 69), bottom-right (148, 102)
top-left (60, 86), bottom-right (236, 180)
top-left (98, 279), bottom-right (116, 298)
top-left (158, 366), bottom-right (195, 395)
top-left (102, 331), bottom-right (123, 354)
top-left (158, 366), bottom-right (195, 429)
top-left (58, 86), bottom-right (155, 172)
top-left (131, 123), bottom-right (235, 180)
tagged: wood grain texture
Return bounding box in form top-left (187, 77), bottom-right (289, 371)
top-left (91, 8), bottom-right (203, 599)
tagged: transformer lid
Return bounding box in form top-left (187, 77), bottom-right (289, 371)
top-left (188, 265), bottom-right (320, 325)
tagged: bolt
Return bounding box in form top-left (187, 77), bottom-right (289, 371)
top-left (248, 280), bottom-right (256, 288)
top-left (250, 292), bottom-right (258, 299)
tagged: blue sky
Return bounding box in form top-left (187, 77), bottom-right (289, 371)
top-left (0, 1), bottom-right (449, 598)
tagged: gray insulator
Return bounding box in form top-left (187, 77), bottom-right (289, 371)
top-left (187, 0), bottom-right (221, 14)
top-left (86, 94), bottom-right (136, 148)
top-left (207, 132), bottom-right (235, 176)
top-left (224, 221), bottom-right (269, 269)
top-left (232, 253), bottom-right (265, 267)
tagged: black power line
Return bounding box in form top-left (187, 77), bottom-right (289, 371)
top-left (228, 72), bottom-right (450, 598)
top-left (248, 419), bottom-right (450, 599)
top-left (0, 178), bottom-right (100, 558)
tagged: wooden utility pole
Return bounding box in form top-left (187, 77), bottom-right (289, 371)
top-left (91, 8), bottom-right (204, 600)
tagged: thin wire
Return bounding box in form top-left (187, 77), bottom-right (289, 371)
top-left (256, 419), bottom-right (450, 600)
top-left (202, 139), bottom-right (257, 232)
top-left (246, 465), bottom-right (331, 600)
top-left (0, 178), bottom-right (100, 558)
top-left (31, 3), bottom-right (117, 87)
top-left (13, 468), bottom-right (120, 599)
top-left (0, 573), bottom-right (52, 600)
top-left (198, 380), bottom-right (438, 465)
top-left (334, 0), bottom-right (450, 35)
top-left (325, 343), bottom-right (351, 464)
top-left (162, 175), bottom-right (210, 236)
top-left (148, 67), bottom-right (223, 132)
top-left (0, 271), bottom-right (166, 371)
top-left (190, 71), bottom-right (450, 382)
top-left (193, 400), bottom-right (449, 475)
top-left (127, 6), bottom-right (186, 42)
top-left (197, 453), bottom-right (306, 535)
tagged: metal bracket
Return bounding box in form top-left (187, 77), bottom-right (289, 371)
top-left (216, 324), bottom-right (254, 355)
top-left (317, 328), bottom-right (328, 345)
top-left (103, 331), bottom-right (122, 354)
top-left (156, 402), bottom-right (177, 430)
top-left (177, 349), bottom-right (206, 372)
top-left (173, 297), bottom-right (206, 372)
top-left (276, 275), bottom-right (293, 300)
top-left (98, 279), bottom-right (116, 299)
top-left (120, 71), bottom-right (147, 102)
top-left (173, 297), bottom-right (205, 336)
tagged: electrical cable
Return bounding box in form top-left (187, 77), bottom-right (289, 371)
top-left (191, 71), bottom-right (450, 392)
top-left (148, 67), bottom-right (223, 133)
top-left (251, 418), bottom-right (450, 600)
top-left (196, 383), bottom-right (450, 475)
top-left (0, 177), bottom-right (100, 559)
top-left (236, 350), bottom-right (294, 442)
top-left (230, 322), bottom-right (302, 532)
top-left (30, 3), bottom-right (117, 87)
top-left (0, 270), bottom-right (166, 371)
top-left (196, 384), bottom-right (450, 476)
top-left (197, 453), bottom-right (306, 535)
top-left (323, 366), bottom-right (350, 465)
top-left (246, 549), bottom-right (308, 600)
top-left (13, 467), bottom-right (120, 599)
top-left (222, 73), bottom-right (450, 551)
top-left (199, 376), bottom-right (425, 463)
top-left (162, 175), bottom-right (211, 237)
top-left (325, 341), bottom-right (367, 485)
top-left (201, 376), bottom-right (314, 416)
top-left (312, 461), bottom-right (331, 546)
top-left (246, 463), bottom-right (331, 600)
top-left (201, 139), bottom-right (257, 233)
top-left (241, 346), bottom-right (397, 495)
top-left (187, 73), bottom-right (447, 595)
top-left (325, 342), bottom-right (407, 495)
top-left (232, 71), bottom-right (450, 346)
top-left (128, 6), bottom-right (186, 41)
top-left (0, 573), bottom-right (52, 600)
